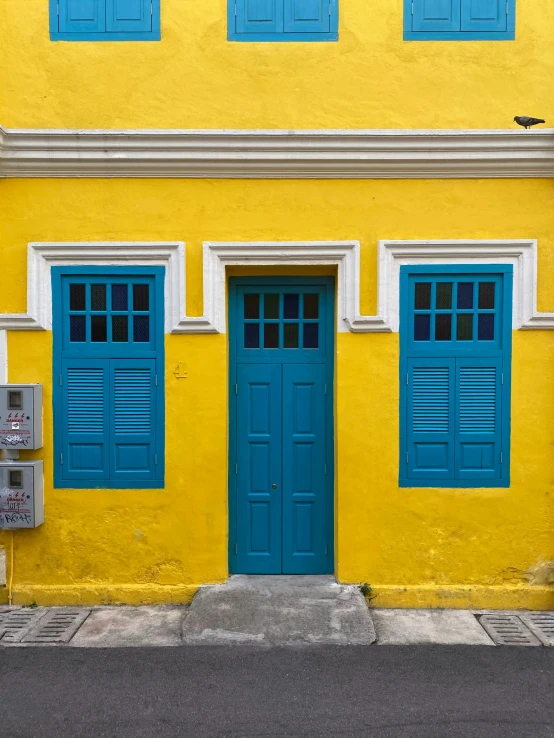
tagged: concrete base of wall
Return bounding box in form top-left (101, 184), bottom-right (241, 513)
top-left (2, 581), bottom-right (553, 610)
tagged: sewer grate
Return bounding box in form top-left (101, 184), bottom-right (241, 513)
top-left (520, 613), bottom-right (554, 646)
top-left (477, 614), bottom-right (542, 646)
top-left (22, 609), bottom-right (91, 644)
top-left (0, 610), bottom-right (45, 643)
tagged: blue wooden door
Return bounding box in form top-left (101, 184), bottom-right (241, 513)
top-left (229, 279), bottom-right (334, 575)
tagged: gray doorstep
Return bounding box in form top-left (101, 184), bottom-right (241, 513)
top-left (181, 575), bottom-right (376, 646)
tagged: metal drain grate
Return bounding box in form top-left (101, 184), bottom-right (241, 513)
top-left (520, 613), bottom-right (554, 646)
top-left (0, 610), bottom-right (45, 643)
top-left (477, 614), bottom-right (541, 646)
top-left (22, 609), bottom-right (90, 644)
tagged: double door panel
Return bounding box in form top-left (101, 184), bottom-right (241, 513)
top-left (235, 362), bottom-right (329, 574)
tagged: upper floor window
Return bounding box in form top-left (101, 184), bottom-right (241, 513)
top-left (50, 0), bottom-right (161, 41)
top-left (229, 0), bottom-right (338, 42)
top-left (399, 266), bottom-right (513, 489)
top-left (404, 0), bottom-right (515, 40)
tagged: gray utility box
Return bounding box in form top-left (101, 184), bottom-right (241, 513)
top-left (0, 461), bottom-right (44, 529)
top-left (0, 385), bottom-right (42, 450)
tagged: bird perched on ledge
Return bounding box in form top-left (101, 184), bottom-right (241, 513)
top-left (514, 116), bottom-right (546, 129)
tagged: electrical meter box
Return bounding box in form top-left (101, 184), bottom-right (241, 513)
top-left (0, 461), bottom-right (44, 529)
top-left (0, 384), bottom-right (42, 450)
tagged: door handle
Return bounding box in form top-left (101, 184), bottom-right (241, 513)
top-left (272, 484), bottom-right (277, 489)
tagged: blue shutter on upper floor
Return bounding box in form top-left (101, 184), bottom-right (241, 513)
top-left (106, 0), bottom-right (153, 33)
top-left (110, 359), bottom-right (157, 483)
top-left (461, 0), bottom-right (507, 32)
top-left (58, 0), bottom-right (106, 33)
top-left (405, 358), bottom-right (456, 481)
top-left (455, 357), bottom-right (502, 480)
top-left (61, 359), bottom-right (110, 482)
top-left (412, 0), bottom-right (461, 33)
top-left (284, 0), bottom-right (330, 34)
top-left (236, 0), bottom-right (283, 34)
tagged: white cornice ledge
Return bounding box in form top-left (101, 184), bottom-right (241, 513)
top-left (1, 126), bottom-right (554, 178)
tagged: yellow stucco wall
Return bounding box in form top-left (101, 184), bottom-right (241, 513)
top-left (1, 0), bottom-right (554, 129)
top-left (1, 178), bottom-right (554, 608)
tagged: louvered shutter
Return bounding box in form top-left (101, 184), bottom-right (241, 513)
top-left (235, 0), bottom-right (283, 34)
top-left (455, 357), bottom-right (502, 480)
top-left (412, 0), bottom-right (461, 33)
top-left (406, 358), bottom-right (455, 481)
top-left (110, 359), bottom-right (157, 483)
top-left (284, 0), bottom-right (330, 33)
top-left (461, 0), bottom-right (507, 32)
top-left (59, 0), bottom-right (106, 33)
top-left (61, 359), bottom-right (109, 481)
top-left (106, 0), bottom-right (152, 33)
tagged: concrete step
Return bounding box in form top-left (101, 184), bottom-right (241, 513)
top-left (181, 575), bottom-right (376, 646)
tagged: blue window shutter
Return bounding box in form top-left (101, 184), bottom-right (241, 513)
top-left (106, 0), bottom-right (153, 33)
top-left (235, 0), bottom-right (284, 34)
top-left (58, 0), bottom-right (106, 33)
top-left (284, 0), bottom-right (330, 33)
top-left (455, 357), bottom-right (502, 480)
top-left (412, 0), bottom-right (461, 32)
top-left (110, 359), bottom-right (157, 483)
top-left (61, 359), bottom-right (110, 481)
top-left (405, 358), bottom-right (455, 481)
top-left (461, 0), bottom-right (507, 32)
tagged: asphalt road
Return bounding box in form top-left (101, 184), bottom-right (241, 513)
top-left (1, 646), bottom-right (553, 738)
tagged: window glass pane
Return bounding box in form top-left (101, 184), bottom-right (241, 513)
top-left (284, 323), bottom-right (299, 348)
top-left (457, 282), bottom-right (474, 309)
top-left (91, 315), bottom-right (107, 342)
top-left (457, 314), bottom-right (473, 341)
top-left (264, 323), bottom-right (279, 348)
top-left (415, 283), bottom-right (431, 310)
top-left (264, 294), bottom-right (279, 319)
top-left (112, 315), bottom-right (128, 342)
top-left (414, 314), bottom-right (430, 341)
top-left (69, 315), bottom-right (86, 342)
top-left (304, 294), bottom-right (319, 319)
top-left (133, 316), bottom-right (150, 343)
top-left (69, 284), bottom-right (86, 311)
top-left (435, 314), bottom-right (452, 341)
top-left (244, 323), bottom-right (259, 349)
top-left (478, 313), bottom-right (495, 341)
top-left (133, 284), bottom-right (150, 311)
top-left (303, 323), bottom-right (318, 349)
top-left (436, 283), bottom-right (453, 310)
top-left (284, 294), bottom-right (299, 319)
top-left (244, 294), bottom-right (259, 320)
top-left (112, 284), bottom-right (128, 311)
top-left (91, 284), bottom-right (106, 311)
top-left (478, 282), bottom-right (495, 310)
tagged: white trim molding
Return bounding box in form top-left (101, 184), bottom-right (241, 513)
top-left (1, 126), bottom-right (554, 179)
top-left (0, 239), bottom-right (552, 336)
top-left (0, 241), bottom-right (213, 335)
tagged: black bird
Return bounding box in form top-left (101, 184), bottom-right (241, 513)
top-left (514, 116), bottom-right (546, 129)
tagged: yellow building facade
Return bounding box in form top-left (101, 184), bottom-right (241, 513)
top-left (0, 0), bottom-right (553, 608)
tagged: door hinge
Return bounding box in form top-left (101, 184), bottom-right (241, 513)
top-left (411, 1), bottom-right (414, 14)
top-left (151, 1), bottom-right (154, 15)
top-left (235, 383), bottom-right (238, 395)
top-left (325, 544), bottom-right (328, 555)
top-left (57, 1), bottom-right (60, 15)
top-left (235, 463), bottom-right (238, 474)
top-left (59, 374), bottom-right (63, 386)
top-left (325, 464), bottom-right (327, 475)
top-left (500, 452), bottom-right (503, 464)
top-left (325, 384), bottom-right (328, 395)
top-left (406, 373), bottom-right (409, 385)
top-left (154, 454), bottom-right (158, 465)
top-left (329, 2), bottom-right (332, 15)
top-left (501, 373), bottom-right (504, 385)
top-left (235, 2), bottom-right (237, 16)
top-left (406, 452), bottom-right (409, 463)
top-left (506, 1), bottom-right (509, 15)
top-left (235, 543), bottom-right (238, 554)
top-left (60, 453), bottom-right (63, 465)
top-left (155, 375), bottom-right (158, 386)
